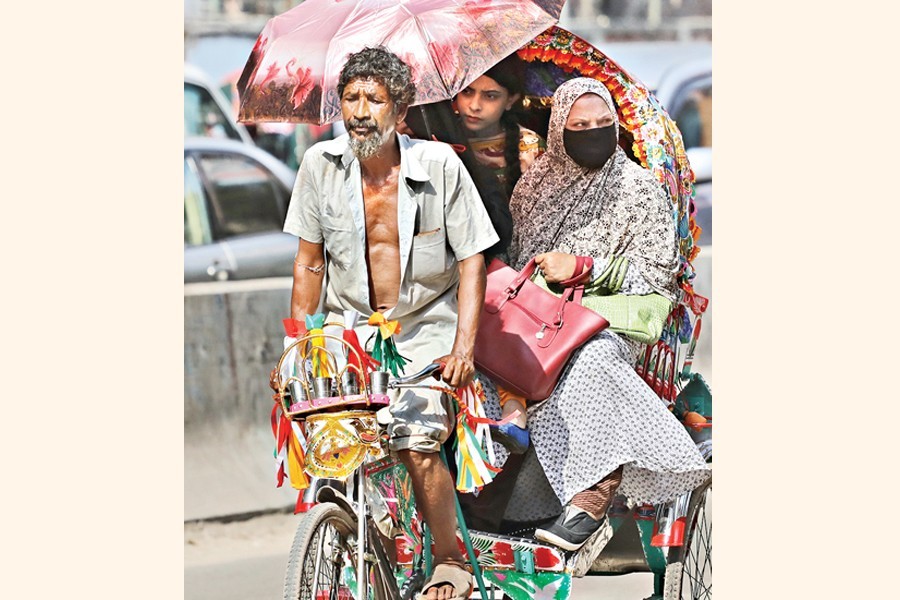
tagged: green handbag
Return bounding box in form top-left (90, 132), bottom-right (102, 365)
top-left (533, 273), bottom-right (673, 344)
top-left (581, 293), bottom-right (673, 344)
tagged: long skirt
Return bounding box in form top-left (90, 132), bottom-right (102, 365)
top-left (479, 330), bottom-right (711, 523)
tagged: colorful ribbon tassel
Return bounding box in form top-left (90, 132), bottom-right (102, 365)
top-left (271, 402), bottom-right (310, 495)
top-left (367, 312), bottom-right (409, 377)
top-left (304, 313), bottom-right (331, 378)
top-left (453, 381), bottom-right (501, 493)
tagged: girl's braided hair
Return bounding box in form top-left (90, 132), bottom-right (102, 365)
top-left (482, 54), bottom-right (527, 200)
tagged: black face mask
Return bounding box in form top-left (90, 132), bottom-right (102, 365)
top-left (563, 124), bottom-right (617, 170)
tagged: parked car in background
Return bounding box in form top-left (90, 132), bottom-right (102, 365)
top-left (601, 42), bottom-right (712, 245)
top-left (184, 138), bottom-right (298, 282)
top-left (184, 63), bottom-right (254, 145)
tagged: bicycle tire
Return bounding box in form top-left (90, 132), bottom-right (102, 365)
top-left (664, 477), bottom-right (712, 600)
top-left (283, 502), bottom-right (357, 600)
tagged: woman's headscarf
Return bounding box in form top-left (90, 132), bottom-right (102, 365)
top-left (507, 77), bottom-right (679, 301)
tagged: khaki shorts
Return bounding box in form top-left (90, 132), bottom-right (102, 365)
top-left (386, 386), bottom-right (455, 453)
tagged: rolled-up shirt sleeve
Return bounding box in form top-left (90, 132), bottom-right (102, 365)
top-left (283, 148), bottom-right (323, 243)
top-left (442, 154), bottom-right (500, 261)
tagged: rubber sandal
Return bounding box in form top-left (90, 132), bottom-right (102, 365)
top-left (417, 563), bottom-right (474, 600)
top-left (490, 422), bottom-right (530, 454)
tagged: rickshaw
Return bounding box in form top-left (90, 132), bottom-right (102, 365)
top-left (266, 24), bottom-right (712, 600)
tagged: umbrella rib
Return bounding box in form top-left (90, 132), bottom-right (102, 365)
top-left (404, 9), bottom-right (452, 100)
top-left (321, 0), bottom-right (371, 124)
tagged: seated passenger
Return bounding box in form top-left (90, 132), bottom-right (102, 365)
top-left (455, 54), bottom-right (545, 453)
top-left (477, 77), bottom-right (711, 550)
top-left (455, 54), bottom-right (545, 203)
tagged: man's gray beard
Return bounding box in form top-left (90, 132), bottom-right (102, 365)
top-left (348, 129), bottom-right (388, 160)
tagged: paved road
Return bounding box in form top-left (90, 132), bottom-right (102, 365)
top-left (185, 512), bottom-right (656, 599)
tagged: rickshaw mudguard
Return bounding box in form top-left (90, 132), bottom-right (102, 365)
top-left (636, 516), bottom-right (669, 573)
top-left (316, 485), bottom-right (358, 527)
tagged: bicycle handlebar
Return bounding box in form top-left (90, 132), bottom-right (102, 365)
top-left (387, 362), bottom-right (444, 389)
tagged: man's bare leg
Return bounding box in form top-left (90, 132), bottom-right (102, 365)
top-left (398, 449), bottom-right (470, 599)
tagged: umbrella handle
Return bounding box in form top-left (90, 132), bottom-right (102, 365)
top-left (416, 105), bottom-right (433, 139)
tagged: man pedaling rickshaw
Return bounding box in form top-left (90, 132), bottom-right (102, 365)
top-left (277, 46), bottom-right (499, 600)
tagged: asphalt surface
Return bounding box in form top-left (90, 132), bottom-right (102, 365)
top-left (184, 511), bottom-right (656, 599)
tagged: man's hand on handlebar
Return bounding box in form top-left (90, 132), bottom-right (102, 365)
top-left (434, 353), bottom-right (475, 388)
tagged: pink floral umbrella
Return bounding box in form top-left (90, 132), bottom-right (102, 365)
top-left (236, 0), bottom-right (565, 125)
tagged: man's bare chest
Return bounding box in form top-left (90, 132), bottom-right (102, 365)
top-left (362, 178), bottom-right (400, 244)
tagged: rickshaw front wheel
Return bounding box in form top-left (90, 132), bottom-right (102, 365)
top-left (283, 502), bottom-right (358, 600)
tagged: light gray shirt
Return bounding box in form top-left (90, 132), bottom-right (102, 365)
top-left (284, 133), bottom-right (499, 369)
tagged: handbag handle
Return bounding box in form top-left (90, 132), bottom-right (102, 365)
top-left (504, 258), bottom-right (540, 295)
top-left (504, 256), bottom-right (594, 294)
top-left (559, 255), bottom-right (594, 287)
top-left (498, 258), bottom-right (585, 332)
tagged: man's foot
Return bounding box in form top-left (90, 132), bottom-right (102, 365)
top-left (534, 505), bottom-right (603, 551)
top-left (417, 563), bottom-right (473, 599)
top-left (490, 422), bottom-right (530, 454)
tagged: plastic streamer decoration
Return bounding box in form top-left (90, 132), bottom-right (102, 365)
top-left (271, 317), bottom-right (312, 513)
top-left (342, 310), bottom-right (380, 375)
top-left (452, 381), bottom-right (502, 493)
top-left (271, 400), bottom-right (310, 512)
top-left (304, 312), bottom-right (331, 377)
top-left (367, 312), bottom-right (409, 376)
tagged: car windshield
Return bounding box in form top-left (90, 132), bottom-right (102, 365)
top-left (184, 82), bottom-right (243, 142)
top-left (196, 152), bottom-right (286, 238)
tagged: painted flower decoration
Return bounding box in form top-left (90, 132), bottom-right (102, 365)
top-left (571, 38), bottom-right (591, 54)
top-left (290, 65), bottom-right (315, 109)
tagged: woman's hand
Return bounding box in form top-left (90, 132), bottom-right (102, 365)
top-left (534, 252), bottom-right (582, 283)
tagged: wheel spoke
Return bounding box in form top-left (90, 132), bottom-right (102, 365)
top-left (286, 505), bottom-right (365, 600)
top-left (680, 485), bottom-right (712, 600)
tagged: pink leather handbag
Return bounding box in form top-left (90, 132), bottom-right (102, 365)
top-left (474, 257), bottom-right (610, 400)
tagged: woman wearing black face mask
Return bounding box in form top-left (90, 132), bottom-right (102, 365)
top-left (475, 78), bottom-right (710, 550)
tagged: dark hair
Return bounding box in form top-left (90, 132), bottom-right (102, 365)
top-left (337, 46), bottom-right (416, 107)
top-left (482, 55), bottom-right (526, 200)
top-left (483, 54), bottom-right (525, 97)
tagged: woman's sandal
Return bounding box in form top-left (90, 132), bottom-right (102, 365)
top-left (417, 563), bottom-right (474, 600)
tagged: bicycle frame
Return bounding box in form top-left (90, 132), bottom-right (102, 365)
top-left (274, 330), bottom-right (710, 600)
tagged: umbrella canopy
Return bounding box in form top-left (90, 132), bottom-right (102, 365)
top-left (236, 0), bottom-right (564, 125)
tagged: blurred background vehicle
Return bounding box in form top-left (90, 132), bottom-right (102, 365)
top-left (599, 42), bottom-right (712, 245)
top-left (184, 63), bottom-right (255, 145)
top-left (184, 137), bottom-right (298, 282)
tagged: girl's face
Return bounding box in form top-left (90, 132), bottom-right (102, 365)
top-left (456, 75), bottom-right (520, 137)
